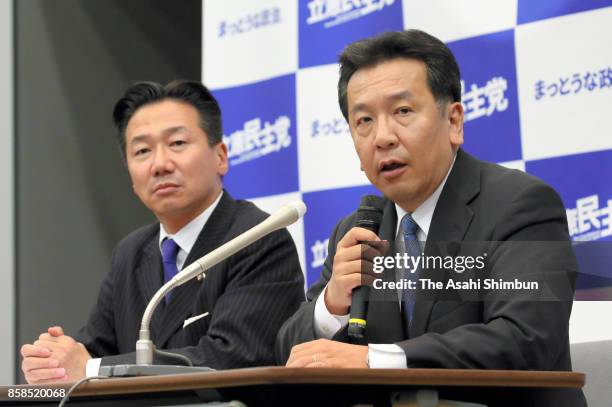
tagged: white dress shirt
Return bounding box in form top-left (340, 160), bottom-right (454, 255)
top-left (157, 191), bottom-right (224, 270)
top-left (313, 157), bottom-right (456, 368)
top-left (86, 191), bottom-right (224, 377)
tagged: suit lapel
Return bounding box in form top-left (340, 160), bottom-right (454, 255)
top-left (366, 200), bottom-right (405, 343)
top-left (377, 199), bottom-right (398, 244)
top-left (156, 192), bottom-right (237, 348)
top-left (410, 149), bottom-right (481, 338)
top-left (136, 237), bottom-right (165, 340)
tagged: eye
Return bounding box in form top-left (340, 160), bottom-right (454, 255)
top-left (170, 140), bottom-right (187, 147)
top-left (355, 116), bottom-right (372, 127)
top-left (396, 107), bottom-right (412, 115)
top-left (134, 147), bottom-right (150, 156)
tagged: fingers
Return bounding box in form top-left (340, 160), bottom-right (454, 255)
top-left (333, 228), bottom-right (388, 280)
top-left (22, 356), bottom-right (59, 371)
top-left (33, 339), bottom-right (61, 351)
top-left (305, 360), bottom-right (330, 368)
top-left (286, 342), bottom-right (316, 366)
top-left (331, 257), bottom-right (377, 293)
top-left (286, 339), bottom-right (364, 368)
top-left (367, 239), bottom-right (390, 254)
top-left (287, 354), bottom-right (319, 367)
top-left (48, 326), bottom-right (64, 336)
top-left (334, 257), bottom-right (367, 280)
top-left (335, 244), bottom-right (384, 267)
top-left (21, 350), bottom-right (65, 385)
top-left (21, 328), bottom-right (74, 384)
top-left (38, 333), bottom-right (61, 343)
top-left (327, 227), bottom-right (388, 315)
top-left (24, 367), bottom-right (67, 383)
top-left (289, 355), bottom-right (331, 368)
top-left (286, 339), bottom-right (329, 365)
top-left (20, 344), bottom-right (50, 358)
top-left (288, 342), bottom-right (316, 359)
top-left (362, 241), bottom-right (387, 262)
top-left (35, 334), bottom-right (76, 352)
top-left (38, 326), bottom-right (66, 342)
top-left (287, 350), bottom-right (331, 368)
top-left (337, 227), bottom-right (380, 250)
top-left (26, 376), bottom-right (69, 385)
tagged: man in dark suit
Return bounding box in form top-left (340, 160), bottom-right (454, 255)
top-left (277, 30), bottom-right (584, 405)
top-left (21, 80), bottom-right (304, 383)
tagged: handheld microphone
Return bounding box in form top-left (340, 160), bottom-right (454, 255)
top-left (101, 201), bottom-right (307, 377)
top-left (348, 195), bottom-right (385, 339)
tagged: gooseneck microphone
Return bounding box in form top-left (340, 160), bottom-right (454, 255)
top-left (348, 195), bottom-right (385, 339)
top-left (100, 201), bottom-right (307, 377)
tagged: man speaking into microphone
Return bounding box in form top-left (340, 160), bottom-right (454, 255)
top-left (276, 30), bottom-right (584, 406)
top-left (20, 80), bottom-right (304, 383)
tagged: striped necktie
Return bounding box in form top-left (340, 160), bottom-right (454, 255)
top-left (400, 214), bottom-right (421, 333)
top-left (161, 238), bottom-right (180, 302)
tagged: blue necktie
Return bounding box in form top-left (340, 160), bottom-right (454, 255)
top-left (400, 214), bottom-right (421, 331)
top-left (161, 238), bottom-right (180, 302)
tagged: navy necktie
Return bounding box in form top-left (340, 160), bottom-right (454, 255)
top-left (400, 214), bottom-right (421, 332)
top-left (161, 238), bottom-right (180, 302)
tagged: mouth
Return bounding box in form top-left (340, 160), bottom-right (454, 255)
top-left (153, 182), bottom-right (180, 194)
top-left (378, 160), bottom-right (407, 180)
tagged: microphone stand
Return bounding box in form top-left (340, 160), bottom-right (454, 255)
top-left (100, 261), bottom-right (215, 376)
top-left (100, 201), bottom-right (307, 377)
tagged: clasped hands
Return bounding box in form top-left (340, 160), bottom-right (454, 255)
top-left (21, 326), bottom-right (91, 384)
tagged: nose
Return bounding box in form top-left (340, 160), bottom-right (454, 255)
top-left (150, 146), bottom-right (175, 177)
top-left (373, 117), bottom-right (399, 150)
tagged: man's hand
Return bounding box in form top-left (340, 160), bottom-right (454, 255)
top-left (286, 339), bottom-right (368, 368)
top-left (325, 227), bottom-right (384, 315)
top-left (21, 326), bottom-right (91, 384)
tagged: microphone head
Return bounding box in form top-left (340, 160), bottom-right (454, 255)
top-left (266, 201), bottom-right (308, 230)
top-left (356, 195), bottom-right (385, 234)
top-left (288, 200), bottom-right (307, 219)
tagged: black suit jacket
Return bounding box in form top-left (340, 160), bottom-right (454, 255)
top-left (76, 191), bottom-right (304, 370)
top-left (276, 150), bottom-right (585, 406)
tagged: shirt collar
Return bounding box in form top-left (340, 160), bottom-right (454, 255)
top-left (395, 154), bottom-right (456, 238)
top-left (159, 190), bottom-right (224, 254)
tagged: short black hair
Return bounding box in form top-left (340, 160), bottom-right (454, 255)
top-left (112, 80), bottom-right (223, 158)
top-left (338, 29), bottom-right (461, 121)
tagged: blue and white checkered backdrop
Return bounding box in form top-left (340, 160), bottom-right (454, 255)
top-left (202, 0), bottom-right (612, 290)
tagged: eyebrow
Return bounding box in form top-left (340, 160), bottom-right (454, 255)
top-left (350, 90), bottom-right (414, 116)
top-left (129, 126), bottom-right (191, 145)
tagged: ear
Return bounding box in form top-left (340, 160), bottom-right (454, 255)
top-left (215, 142), bottom-right (229, 176)
top-left (447, 102), bottom-right (464, 150)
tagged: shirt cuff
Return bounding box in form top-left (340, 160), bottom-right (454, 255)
top-left (313, 285), bottom-right (349, 339)
top-left (85, 358), bottom-right (102, 377)
top-left (368, 344), bottom-right (407, 368)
